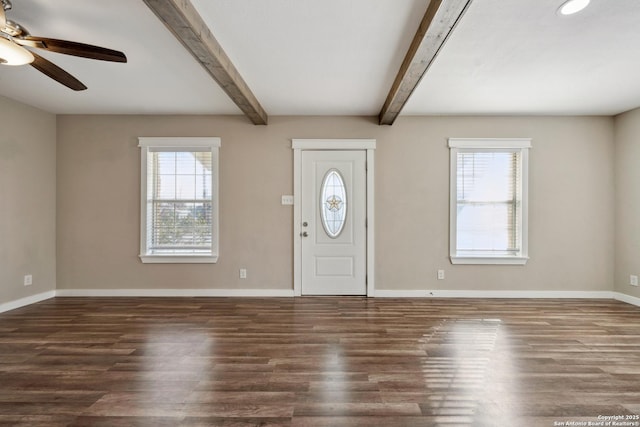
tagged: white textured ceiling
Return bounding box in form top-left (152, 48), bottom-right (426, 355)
top-left (0, 0), bottom-right (638, 117)
top-left (0, 0), bottom-right (242, 114)
top-left (404, 0), bottom-right (640, 116)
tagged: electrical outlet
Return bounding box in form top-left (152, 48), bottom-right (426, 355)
top-left (23, 275), bottom-right (32, 286)
top-left (239, 268), bottom-right (247, 279)
top-left (630, 275), bottom-right (639, 287)
top-left (437, 270), bottom-right (445, 280)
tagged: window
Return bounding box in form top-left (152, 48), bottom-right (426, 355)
top-left (448, 138), bottom-right (530, 265)
top-left (320, 169), bottom-right (347, 238)
top-left (138, 137), bottom-right (220, 263)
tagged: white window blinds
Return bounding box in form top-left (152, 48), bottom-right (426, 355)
top-left (139, 137), bottom-right (220, 263)
top-left (448, 138), bottom-right (530, 265)
top-left (146, 149), bottom-right (213, 255)
top-left (456, 150), bottom-right (521, 255)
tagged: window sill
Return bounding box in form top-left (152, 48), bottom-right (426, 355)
top-left (139, 254), bottom-right (218, 264)
top-left (450, 255), bottom-right (528, 265)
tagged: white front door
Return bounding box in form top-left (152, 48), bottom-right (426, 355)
top-left (301, 150), bottom-right (366, 295)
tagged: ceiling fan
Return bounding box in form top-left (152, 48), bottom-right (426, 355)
top-left (0, 0), bottom-right (126, 91)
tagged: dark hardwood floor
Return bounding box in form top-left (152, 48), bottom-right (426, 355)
top-left (0, 297), bottom-right (639, 426)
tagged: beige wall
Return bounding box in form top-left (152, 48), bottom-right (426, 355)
top-left (614, 107), bottom-right (640, 298)
top-left (0, 96), bottom-right (56, 304)
top-left (56, 114), bottom-right (615, 293)
top-left (379, 116), bottom-right (614, 292)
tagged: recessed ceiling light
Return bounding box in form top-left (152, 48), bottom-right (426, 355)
top-left (558, 0), bottom-right (591, 15)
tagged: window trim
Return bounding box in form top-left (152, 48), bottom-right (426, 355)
top-left (448, 138), bottom-right (531, 265)
top-left (138, 137), bottom-right (221, 264)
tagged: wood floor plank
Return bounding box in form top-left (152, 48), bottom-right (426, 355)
top-left (0, 297), bottom-right (639, 425)
top-left (180, 417), bottom-right (291, 427)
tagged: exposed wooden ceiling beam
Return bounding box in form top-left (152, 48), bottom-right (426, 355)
top-left (143, 0), bottom-right (268, 125)
top-left (378, 0), bottom-right (473, 125)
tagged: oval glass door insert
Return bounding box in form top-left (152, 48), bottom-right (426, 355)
top-left (320, 169), bottom-right (347, 238)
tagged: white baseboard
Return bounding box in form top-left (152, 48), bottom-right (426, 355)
top-left (55, 288), bottom-right (295, 297)
top-left (3, 289), bottom-right (637, 312)
top-left (374, 290), bottom-right (430, 298)
top-left (375, 289), bottom-right (616, 299)
top-left (0, 290), bottom-right (56, 314)
top-left (613, 292), bottom-right (640, 307)
top-left (57, 288), bottom-right (632, 302)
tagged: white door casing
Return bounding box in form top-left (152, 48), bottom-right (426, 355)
top-left (292, 139), bottom-right (375, 297)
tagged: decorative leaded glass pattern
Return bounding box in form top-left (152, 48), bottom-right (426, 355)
top-left (320, 169), bottom-right (347, 238)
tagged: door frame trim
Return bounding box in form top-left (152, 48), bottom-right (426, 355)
top-left (292, 139), bottom-right (376, 297)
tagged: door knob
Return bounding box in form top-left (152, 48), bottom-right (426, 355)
top-left (302, 222), bottom-right (308, 227)
top-left (301, 231), bottom-right (309, 237)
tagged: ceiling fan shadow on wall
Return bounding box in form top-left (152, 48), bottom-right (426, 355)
top-left (0, 0), bottom-right (126, 91)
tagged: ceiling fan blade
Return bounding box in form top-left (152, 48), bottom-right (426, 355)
top-left (13, 37), bottom-right (46, 49)
top-left (0, 5), bottom-right (6, 29)
top-left (30, 52), bottom-right (87, 91)
top-left (23, 36), bottom-right (126, 62)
